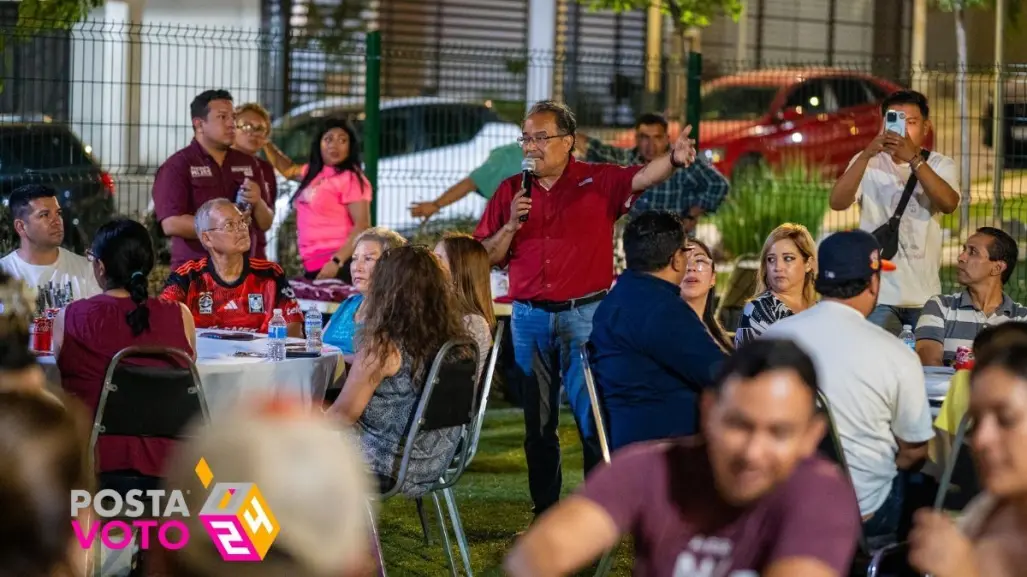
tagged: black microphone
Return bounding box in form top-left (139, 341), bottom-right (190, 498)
top-left (519, 157), bottom-right (534, 223)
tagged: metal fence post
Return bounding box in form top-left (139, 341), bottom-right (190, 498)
top-left (686, 51), bottom-right (702, 149)
top-left (365, 29), bottom-right (381, 227)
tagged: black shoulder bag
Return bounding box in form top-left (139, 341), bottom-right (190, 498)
top-left (871, 148), bottom-right (931, 260)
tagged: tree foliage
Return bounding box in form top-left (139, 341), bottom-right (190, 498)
top-left (577, 0), bottom-right (743, 30)
top-left (933, 0), bottom-right (1023, 24)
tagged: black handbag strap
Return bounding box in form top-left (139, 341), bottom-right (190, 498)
top-left (890, 148), bottom-right (932, 222)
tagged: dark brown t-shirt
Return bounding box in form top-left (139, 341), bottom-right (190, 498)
top-left (578, 440), bottom-right (861, 577)
top-left (152, 139), bottom-right (265, 269)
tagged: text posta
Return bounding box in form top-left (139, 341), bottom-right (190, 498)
top-left (70, 489), bottom-right (191, 551)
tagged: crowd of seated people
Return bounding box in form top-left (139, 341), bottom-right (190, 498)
top-left (7, 85), bottom-right (1027, 577)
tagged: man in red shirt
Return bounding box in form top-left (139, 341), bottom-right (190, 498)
top-left (153, 90), bottom-right (275, 269)
top-left (161, 199), bottom-right (302, 336)
top-left (505, 339), bottom-right (861, 577)
top-left (473, 99), bottom-right (696, 517)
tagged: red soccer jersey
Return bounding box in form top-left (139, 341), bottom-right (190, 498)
top-left (161, 257), bottom-right (303, 333)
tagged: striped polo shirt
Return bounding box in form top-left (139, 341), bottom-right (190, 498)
top-left (915, 290), bottom-right (1027, 365)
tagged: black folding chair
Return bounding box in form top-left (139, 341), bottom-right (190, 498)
top-left (420, 320), bottom-right (505, 577)
top-left (371, 339), bottom-right (480, 577)
top-left (580, 342), bottom-right (614, 577)
top-left (88, 346), bottom-right (208, 577)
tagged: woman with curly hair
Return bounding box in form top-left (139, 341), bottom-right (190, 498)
top-left (327, 245), bottom-right (472, 496)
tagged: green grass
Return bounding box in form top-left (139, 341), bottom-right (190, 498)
top-left (939, 198), bottom-right (1027, 234)
top-left (940, 265), bottom-right (1027, 304)
top-left (376, 407), bottom-right (635, 576)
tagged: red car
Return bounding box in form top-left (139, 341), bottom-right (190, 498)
top-left (614, 68), bottom-right (930, 180)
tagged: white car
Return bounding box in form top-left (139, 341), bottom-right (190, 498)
top-left (265, 96), bottom-right (522, 261)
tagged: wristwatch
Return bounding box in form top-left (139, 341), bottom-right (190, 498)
top-left (909, 156), bottom-right (925, 172)
top-left (331, 256), bottom-right (342, 266)
top-left (670, 152), bottom-right (688, 169)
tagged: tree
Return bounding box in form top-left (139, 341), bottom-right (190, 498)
top-left (930, 0), bottom-right (1021, 230)
top-left (578, 0), bottom-right (743, 31)
top-left (0, 0), bottom-right (105, 90)
top-left (576, 0), bottom-right (742, 119)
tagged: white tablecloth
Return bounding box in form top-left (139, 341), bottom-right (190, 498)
top-left (38, 330), bottom-right (341, 419)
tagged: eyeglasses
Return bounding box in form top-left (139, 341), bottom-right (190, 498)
top-left (687, 256), bottom-right (713, 272)
top-left (206, 221), bottom-right (250, 234)
top-left (235, 121), bottom-right (268, 135)
top-left (517, 133), bottom-right (571, 146)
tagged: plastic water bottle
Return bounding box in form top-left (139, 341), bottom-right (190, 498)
top-left (304, 307), bottom-right (323, 353)
top-left (267, 309), bottom-right (287, 361)
top-left (899, 324), bottom-right (916, 352)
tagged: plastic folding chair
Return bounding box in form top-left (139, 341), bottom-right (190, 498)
top-left (933, 414), bottom-right (979, 511)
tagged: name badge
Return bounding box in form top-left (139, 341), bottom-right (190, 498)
top-left (198, 293), bottom-right (213, 315)
top-left (248, 294), bottom-right (264, 314)
top-left (231, 165), bottom-right (254, 178)
top-left (190, 166), bottom-right (213, 178)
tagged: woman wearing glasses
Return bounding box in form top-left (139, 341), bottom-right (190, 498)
top-left (232, 103), bottom-right (278, 261)
top-left (679, 239), bottom-right (733, 352)
top-left (264, 118), bottom-right (372, 282)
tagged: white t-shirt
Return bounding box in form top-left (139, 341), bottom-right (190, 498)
top-left (0, 248), bottom-right (102, 301)
top-left (851, 151), bottom-right (959, 307)
top-left (763, 300), bottom-right (934, 516)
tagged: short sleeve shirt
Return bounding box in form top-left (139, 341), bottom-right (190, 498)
top-left (160, 256), bottom-right (303, 333)
top-left (579, 440), bottom-right (860, 576)
top-left (763, 301), bottom-right (934, 516)
top-left (915, 290), bottom-right (1027, 365)
top-left (468, 142), bottom-right (523, 199)
top-left (734, 291), bottom-right (795, 348)
top-left (852, 151), bottom-right (959, 307)
top-left (152, 140), bottom-right (264, 269)
top-left (472, 156), bottom-right (643, 302)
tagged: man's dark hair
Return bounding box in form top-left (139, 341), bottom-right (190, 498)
top-left (881, 90), bottom-right (929, 119)
top-left (525, 100), bottom-right (577, 136)
top-left (976, 226), bottom-right (1018, 285)
top-left (623, 211), bottom-right (686, 273)
top-left (815, 274), bottom-right (877, 300)
top-left (714, 338), bottom-right (819, 405)
top-left (973, 321), bottom-right (1027, 357)
top-left (635, 112), bottom-right (669, 131)
top-left (8, 184), bottom-right (58, 222)
top-left (190, 89), bottom-right (234, 121)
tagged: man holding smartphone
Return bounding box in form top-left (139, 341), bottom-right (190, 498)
top-left (828, 90), bottom-right (960, 335)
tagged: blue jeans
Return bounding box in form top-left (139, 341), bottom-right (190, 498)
top-left (511, 300), bottom-right (602, 515)
top-left (868, 305), bottom-right (922, 337)
top-left (864, 472), bottom-right (906, 551)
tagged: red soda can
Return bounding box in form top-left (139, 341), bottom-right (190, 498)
top-left (29, 314), bottom-right (52, 353)
top-left (954, 346), bottom-right (975, 371)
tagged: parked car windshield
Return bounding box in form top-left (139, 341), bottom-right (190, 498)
top-left (700, 85), bottom-right (781, 121)
top-left (0, 125), bottom-right (94, 175)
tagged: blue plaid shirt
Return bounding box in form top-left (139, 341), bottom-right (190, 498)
top-left (585, 138), bottom-right (729, 218)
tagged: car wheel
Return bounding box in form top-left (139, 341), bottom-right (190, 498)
top-left (731, 154), bottom-right (766, 182)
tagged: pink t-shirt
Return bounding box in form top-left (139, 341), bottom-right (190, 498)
top-left (294, 165), bottom-right (372, 272)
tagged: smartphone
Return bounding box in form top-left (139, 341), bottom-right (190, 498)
top-left (199, 332), bottom-right (258, 341)
top-left (884, 109), bottom-right (906, 137)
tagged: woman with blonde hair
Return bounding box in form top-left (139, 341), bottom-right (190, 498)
top-left (434, 234), bottom-right (495, 379)
top-left (734, 223), bottom-right (818, 347)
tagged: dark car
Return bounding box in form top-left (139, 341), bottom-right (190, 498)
top-left (0, 119), bottom-right (115, 253)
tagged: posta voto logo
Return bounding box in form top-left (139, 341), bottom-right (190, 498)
top-left (71, 458), bottom-right (280, 561)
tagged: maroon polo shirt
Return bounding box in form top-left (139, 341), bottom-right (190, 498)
top-left (473, 156), bottom-right (643, 302)
top-left (152, 139), bottom-right (266, 269)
